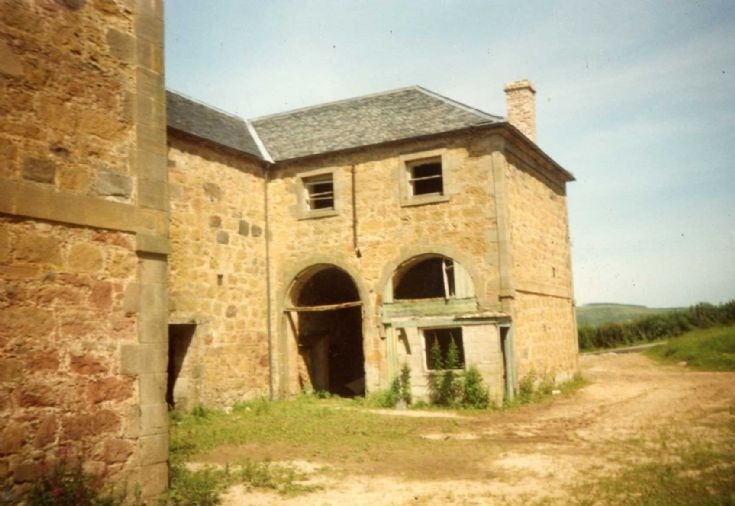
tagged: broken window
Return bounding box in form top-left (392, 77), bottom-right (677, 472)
top-left (424, 327), bottom-right (465, 370)
top-left (303, 174), bottom-right (334, 211)
top-left (407, 157), bottom-right (443, 197)
top-left (394, 257), bottom-right (455, 299)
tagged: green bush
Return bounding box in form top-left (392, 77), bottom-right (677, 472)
top-left (578, 298), bottom-right (735, 351)
top-left (24, 457), bottom-right (134, 506)
top-left (461, 366), bottom-right (489, 409)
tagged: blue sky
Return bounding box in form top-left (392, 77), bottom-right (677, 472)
top-left (165, 1), bottom-right (735, 308)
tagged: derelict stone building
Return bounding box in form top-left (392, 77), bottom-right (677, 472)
top-left (166, 82), bottom-right (578, 408)
top-left (0, 0), bottom-right (577, 498)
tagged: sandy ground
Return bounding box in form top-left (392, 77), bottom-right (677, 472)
top-left (217, 353), bottom-right (735, 505)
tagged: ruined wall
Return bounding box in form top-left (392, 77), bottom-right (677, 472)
top-left (0, 0), bottom-right (168, 498)
top-left (503, 145), bottom-right (578, 382)
top-left (167, 134), bottom-right (270, 406)
top-left (267, 133), bottom-right (504, 395)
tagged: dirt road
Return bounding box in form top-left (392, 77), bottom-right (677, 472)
top-left (221, 353), bottom-right (735, 505)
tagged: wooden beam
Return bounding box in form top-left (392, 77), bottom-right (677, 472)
top-left (285, 300), bottom-right (362, 312)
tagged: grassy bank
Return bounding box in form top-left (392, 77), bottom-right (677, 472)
top-left (645, 325), bottom-right (735, 371)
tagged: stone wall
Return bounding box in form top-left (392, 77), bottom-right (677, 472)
top-left (167, 134), bottom-right (270, 407)
top-left (266, 133), bottom-right (505, 396)
top-left (0, 0), bottom-right (168, 499)
top-left (504, 144), bottom-right (578, 381)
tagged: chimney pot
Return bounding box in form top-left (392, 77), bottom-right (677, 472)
top-left (504, 79), bottom-right (537, 142)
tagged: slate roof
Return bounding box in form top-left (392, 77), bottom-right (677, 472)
top-left (250, 86), bottom-right (504, 161)
top-left (166, 90), bottom-right (265, 160)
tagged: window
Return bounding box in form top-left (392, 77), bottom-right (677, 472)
top-left (303, 174), bottom-right (334, 211)
top-left (407, 157), bottom-right (443, 197)
top-left (424, 328), bottom-right (465, 370)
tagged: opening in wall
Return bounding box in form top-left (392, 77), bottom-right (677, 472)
top-left (407, 157), bottom-right (443, 197)
top-left (167, 324), bottom-right (196, 409)
top-left (303, 174), bottom-right (334, 211)
top-left (424, 327), bottom-right (465, 370)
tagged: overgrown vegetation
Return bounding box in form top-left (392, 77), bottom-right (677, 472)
top-left (426, 337), bottom-right (491, 408)
top-left (508, 370), bottom-right (586, 408)
top-left (14, 456), bottom-right (138, 506)
top-left (578, 299), bottom-right (735, 350)
top-left (645, 325), bottom-right (735, 371)
top-left (166, 459), bottom-right (315, 505)
top-left (366, 363), bottom-right (412, 408)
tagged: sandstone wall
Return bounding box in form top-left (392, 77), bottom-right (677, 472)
top-left (503, 145), bottom-right (578, 381)
top-left (267, 133), bottom-right (504, 395)
top-left (0, 0), bottom-right (168, 498)
top-left (168, 134), bottom-right (270, 406)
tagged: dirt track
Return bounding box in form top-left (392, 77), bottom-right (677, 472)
top-left (222, 353), bottom-right (735, 505)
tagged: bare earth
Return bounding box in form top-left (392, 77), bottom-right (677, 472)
top-left (215, 353), bottom-right (735, 505)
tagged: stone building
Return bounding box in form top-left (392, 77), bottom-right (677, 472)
top-left (165, 82), bottom-right (578, 408)
top-left (1, 0), bottom-right (576, 499)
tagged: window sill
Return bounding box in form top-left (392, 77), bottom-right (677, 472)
top-left (400, 194), bottom-right (450, 208)
top-left (298, 209), bottom-right (339, 220)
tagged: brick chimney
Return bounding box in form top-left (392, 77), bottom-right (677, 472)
top-left (504, 79), bottom-right (537, 142)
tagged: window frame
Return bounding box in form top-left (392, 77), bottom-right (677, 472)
top-left (399, 149), bottom-right (450, 207)
top-left (297, 168), bottom-right (339, 219)
top-left (422, 327), bottom-right (465, 371)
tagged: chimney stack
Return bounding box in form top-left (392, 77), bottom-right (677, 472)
top-left (504, 79), bottom-right (537, 142)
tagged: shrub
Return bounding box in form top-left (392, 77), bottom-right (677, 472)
top-left (399, 363), bottom-right (412, 405)
top-left (25, 457), bottom-right (133, 506)
top-left (462, 366), bottom-right (489, 409)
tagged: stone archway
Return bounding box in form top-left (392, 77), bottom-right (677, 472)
top-left (285, 264), bottom-right (365, 397)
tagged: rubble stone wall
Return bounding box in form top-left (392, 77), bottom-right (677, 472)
top-left (167, 134), bottom-right (270, 406)
top-left (0, 0), bottom-right (168, 499)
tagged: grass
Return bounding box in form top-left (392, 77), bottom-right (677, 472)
top-left (645, 325), bottom-right (735, 371)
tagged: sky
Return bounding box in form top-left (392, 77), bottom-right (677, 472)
top-left (165, 1), bottom-right (735, 308)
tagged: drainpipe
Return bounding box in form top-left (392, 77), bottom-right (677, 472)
top-left (351, 164), bottom-right (361, 257)
top-left (263, 164), bottom-right (274, 399)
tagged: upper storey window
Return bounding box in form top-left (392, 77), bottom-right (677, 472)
top-left (399, 149), bottom-right (450, 207)
top-left (303, 173), bottom-right (334, 211)
top-left (407, 157), bottom-right (443, 197)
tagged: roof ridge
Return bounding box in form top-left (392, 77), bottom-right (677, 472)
top-left (166, 88), bottom-right (246, 123)
top-left (249, 85), bottom-right (423, 122)
top-left (414, 86), bottom-right (505, 122)
top-left (245, 120), bottom-right (273, 163)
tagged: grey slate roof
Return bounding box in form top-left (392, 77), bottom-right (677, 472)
top-left (250, 86), bottom-right (504, 161)
top-left (166, 90), bottom-right (264, 160)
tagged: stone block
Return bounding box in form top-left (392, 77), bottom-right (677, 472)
top-left (67, 243), bottom-right (104, 272)
top-left (140, 257), bottom-right (166, 283)
top-left (33, 415), bottom-right (57, 449)
top-left (136, 233), bottom-right (168, 254)
top-left (96, 170), bottom-right (132, 198)
top-left (139, 433), bottom-right (168, 465)
top-left (216, 231), bottom-right (229, 244)
top-left (123, 283), bottom-right (140, 314)
top-left (202, 182), bottom-right (222, 201)
top-left (210, 216), bottom-right (222, 228)
top-left (13, 462), bottom-right (40, 483)
top-left (238, 220), bottom-right (249, 235)
top-left (138, 373), bottom-right (167, 405)
top-left (70, 353), bottom-right (108, 375)
top-left (138, 178), bottom-right (167, 210)
top-left (120, 344), bottom-right (140, 376)
top-left (0, 41), bottom-right (24, 78)
top-left (87, 377), bottom-right (134, 404)
top-left (0, 422), bottom-right (25, 455)
top-left (138, 462), bottom-right (168, 498)
top-left (104, 438), bottom-right (134, 463)
top-left (106, 28), bottom-right (136, 65)
top-left (21, 157), bottom-right (55, 184)
top-left (15, 233), bottom-right (62, 265)
top-left (140, 403), bottom-right (168, 436)
top-left (251, 225), bottom-right (263, 237)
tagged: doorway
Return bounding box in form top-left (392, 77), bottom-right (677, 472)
top-left (287, 265), bottom-right (365, 397)
top-left (167, 323), bottom-right (196, 409)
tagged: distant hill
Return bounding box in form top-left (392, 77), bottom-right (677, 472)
top-left (576, 303), bottom-right (684, 327)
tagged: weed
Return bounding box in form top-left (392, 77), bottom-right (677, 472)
top-left (462, 366), bottom-right (490, 409)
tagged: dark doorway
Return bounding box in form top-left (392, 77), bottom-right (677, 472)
top-left (167, 324), bottom-right (195, 409)
top-left (290, 266), bottom-right (365, 397)
top-left (500, 326), bottom-right (514, 401)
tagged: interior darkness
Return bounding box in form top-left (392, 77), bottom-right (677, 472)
top-left (309, 180), bottom-right (334, 210)
top-left (296, 267), bottom-right (359, 306)
top-left (295, 267), bottom-right (364, 397)
top-left (411, 162), bottom-right (443, 195)
top-left (424, 327), bottom-right (465, 370)
top-left (167, 324), bottom-right (195, 409)
top-left (394, 257), bottom-right (455, 299)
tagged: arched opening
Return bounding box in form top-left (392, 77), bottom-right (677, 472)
top-left (286, 265), bottom-right (365, 397)
top-left (390, 254), bottom-right (475, 301)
